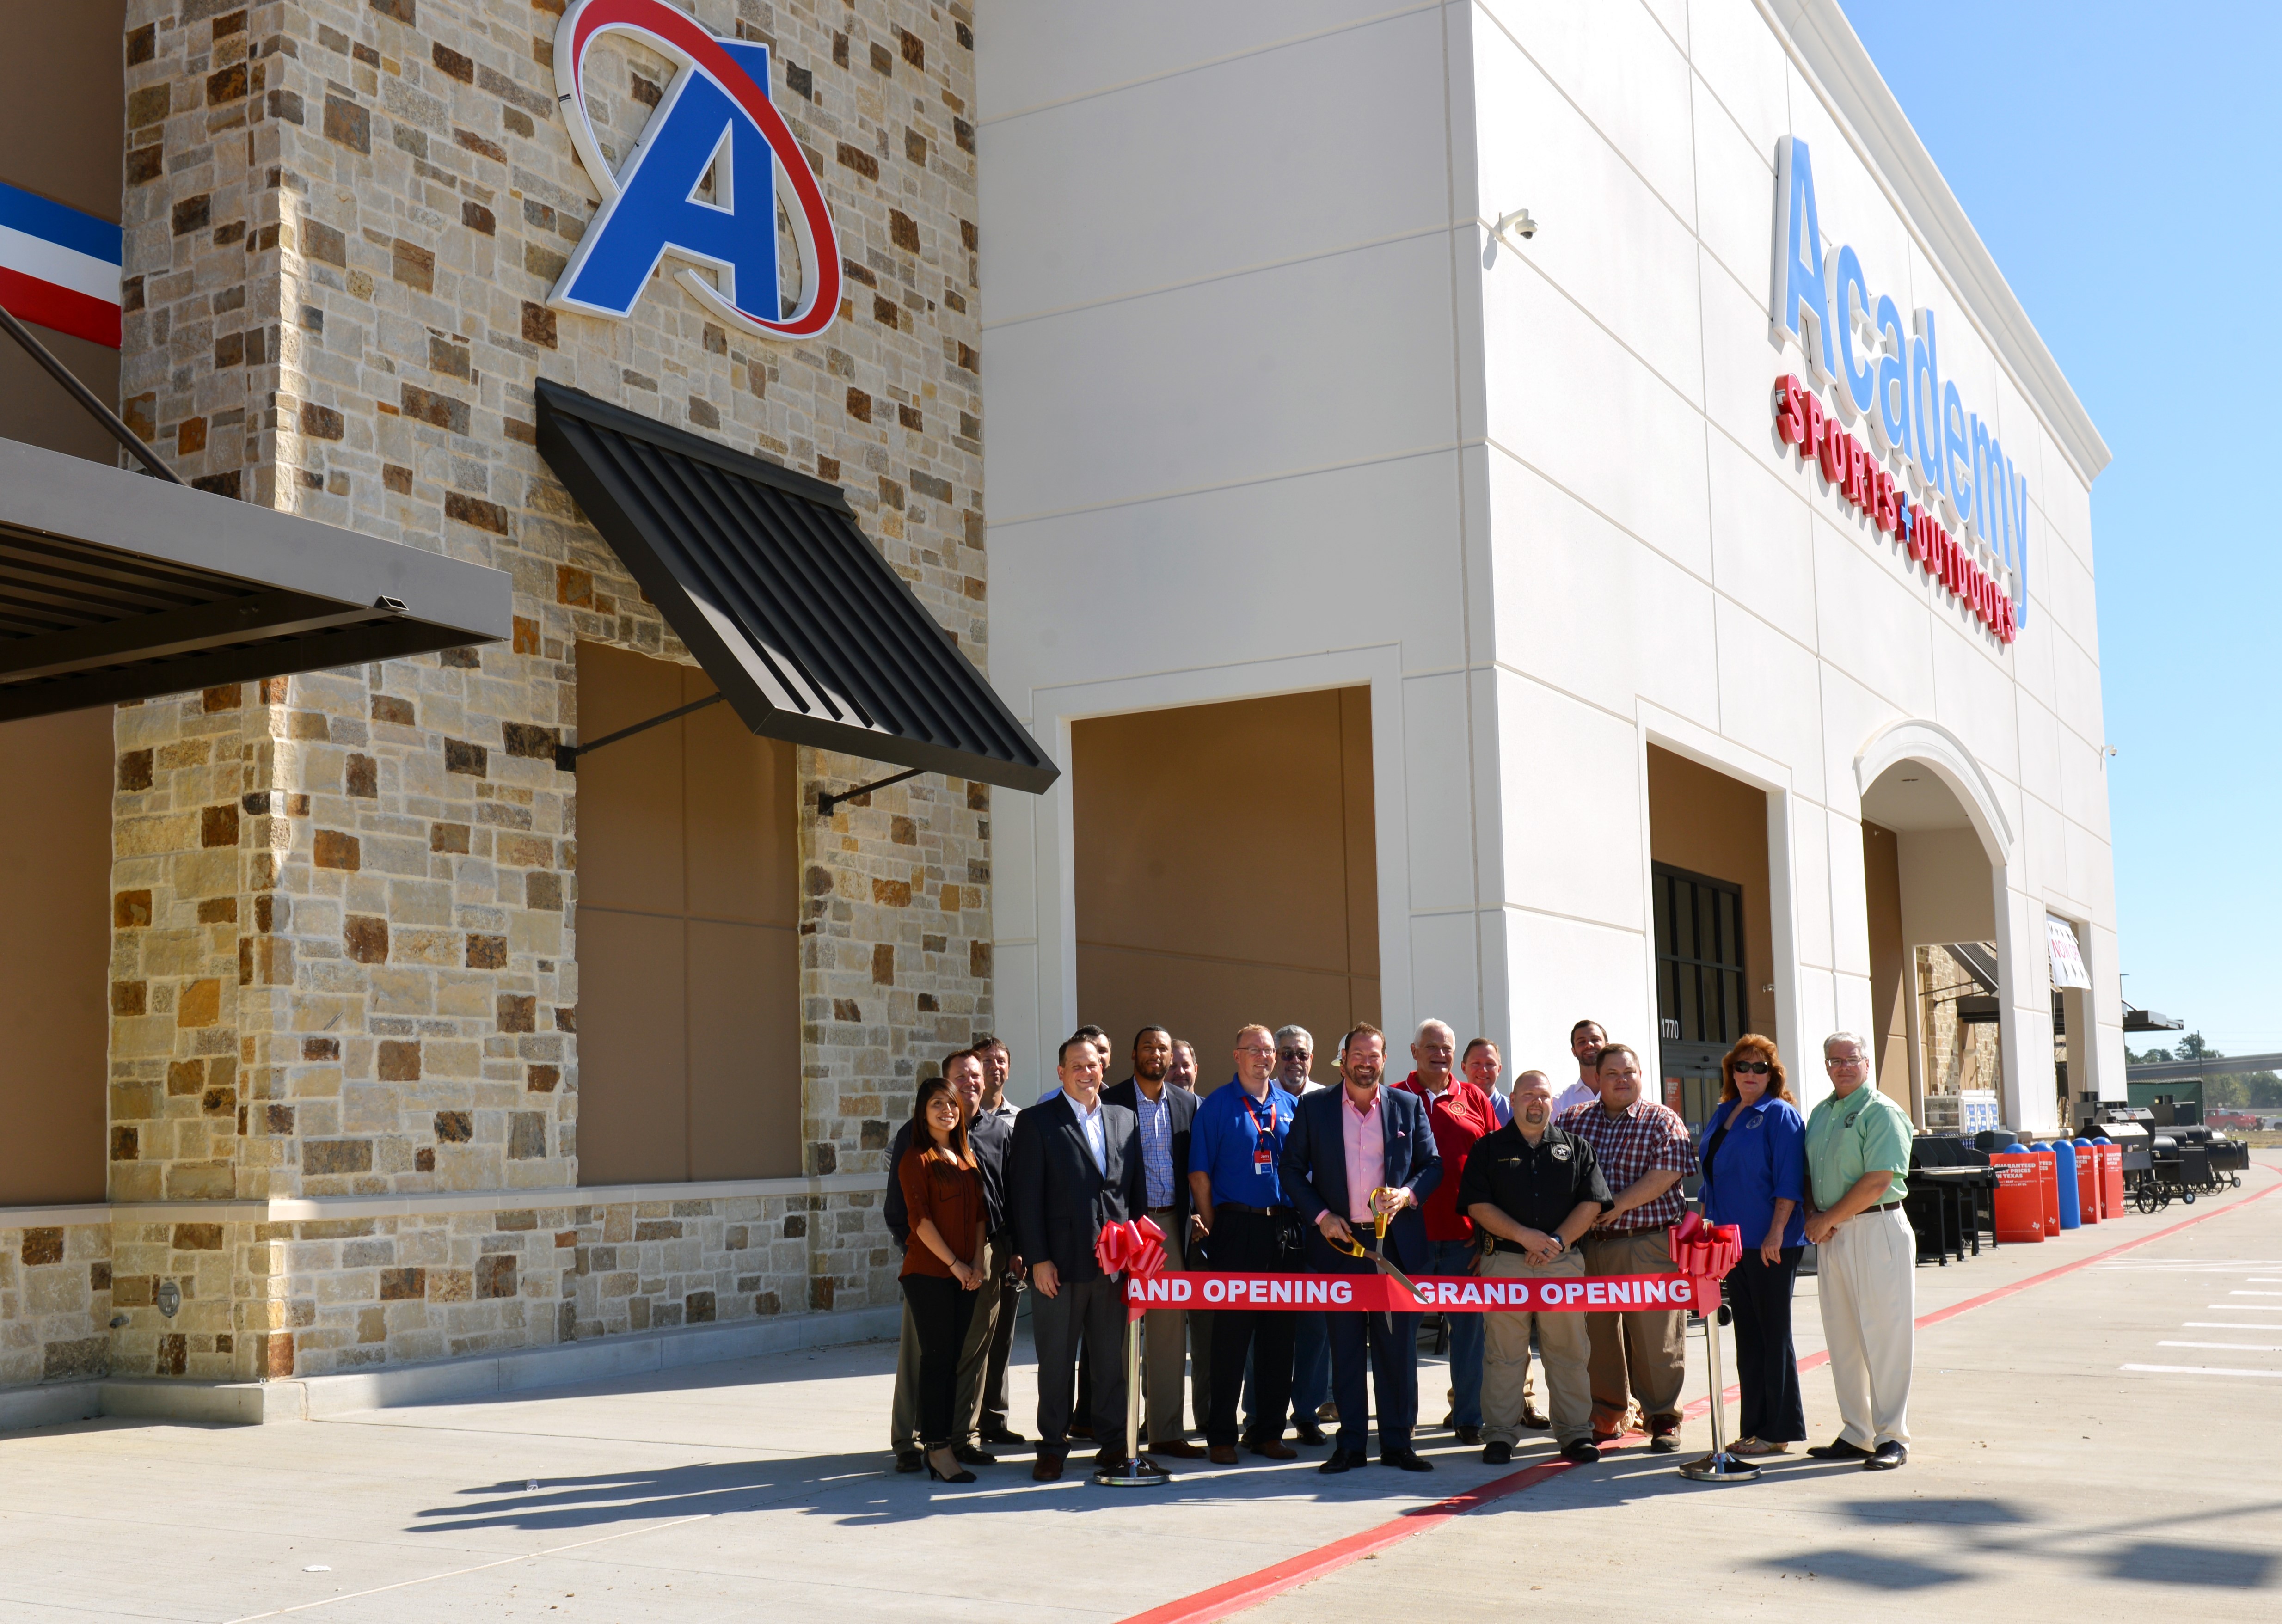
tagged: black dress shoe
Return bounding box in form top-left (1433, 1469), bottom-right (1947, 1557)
top-left (1381, 1449), bottom-right (1435, 1472)
top-left (1319, 1448), bottom-right (1363, 1474)
top-left (1481, 1441), bottom-right (1514, 1465)
top-left (1865, 1441), bottom-right (1908, 1471)
top-left (979, 1425), bottom-right (1026, 1447)
top-left (1454, 1425), bottom-right (1483, 1446)
top-left (1807, 1438), bottom-right (1875, 1461)
top-left (1648, 1430), bottom-right (1680, 1454)
top-left (926, 1461), bottom-right (977, 1484)
top-left (953, 1443), bottom-right (996, 1466)
top-left (1292, 1422), bottom-right (1328, 1446)
top-left (1519, 1406), bottom-right (1551, 1431)
top-left (1558, 1440), bottom-right (1600, 1465)
top-left (894, 1450), bottom-right (924, 1473)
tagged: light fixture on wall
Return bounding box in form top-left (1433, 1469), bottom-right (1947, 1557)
top-left (1493, 207), bottom-right (1538, 248)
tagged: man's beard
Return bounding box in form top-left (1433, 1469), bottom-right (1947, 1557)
top-left (1521, 1106), bottom-right (1550, 1127)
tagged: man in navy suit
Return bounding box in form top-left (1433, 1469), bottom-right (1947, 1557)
top-left (1103, 1025), bottom-right (1205, 1459)
top-left (1011, 1034), bottom-right (1155, 1481)
top-left (1280, 1023), bottom-right (1443, 1472)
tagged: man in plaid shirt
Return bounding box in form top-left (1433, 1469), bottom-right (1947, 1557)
top-left (1555, 1042), bottom-right (1699, 1449)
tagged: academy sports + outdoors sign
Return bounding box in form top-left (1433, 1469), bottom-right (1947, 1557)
top-left (1125, 1271), bottom-right (1716, 1315)
top-left (1771, 135), bottom-right (2029, 636)
top-left (550, 0), bottom-right (841, 340)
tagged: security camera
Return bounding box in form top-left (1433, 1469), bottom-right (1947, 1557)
top-left (1494, 208), bottom-right (1538, 244)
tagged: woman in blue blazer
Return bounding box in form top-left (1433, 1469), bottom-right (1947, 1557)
top-left (1697, 1034), bottom-right (1808, 1455)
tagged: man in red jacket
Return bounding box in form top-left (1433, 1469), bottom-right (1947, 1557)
top-left (1396, 1018), bottom-right (1501, 1444)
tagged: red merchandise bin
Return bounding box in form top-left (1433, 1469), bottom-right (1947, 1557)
top-left (2070, 1138), bottom-right (2100, 1224)
top-left (1990, 1151), bottom-right (2046, 1243)
top-left (2095, 1139), bottom-right (2125, 1217)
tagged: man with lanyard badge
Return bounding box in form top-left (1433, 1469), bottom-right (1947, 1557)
top-left (1187, 1023), bottom-right (1301, 1464)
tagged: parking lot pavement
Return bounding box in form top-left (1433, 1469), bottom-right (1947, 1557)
top-left (0, 1158), bottom-right (2275, 1624)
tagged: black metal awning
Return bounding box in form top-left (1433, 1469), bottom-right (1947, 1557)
top-left (534, 380), bottom-right (1055, 794)
top-left (0, 436), bottom-right (515, 720)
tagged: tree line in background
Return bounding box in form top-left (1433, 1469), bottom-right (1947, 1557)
top-left (2127, 1031), bottom-right (2282, 1107)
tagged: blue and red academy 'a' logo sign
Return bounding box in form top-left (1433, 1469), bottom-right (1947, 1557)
top-left (551, 0), bottom-right (841, 340)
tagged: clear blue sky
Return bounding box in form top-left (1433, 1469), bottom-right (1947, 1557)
top-left (1845, 1), bottom-right (2281, 1054)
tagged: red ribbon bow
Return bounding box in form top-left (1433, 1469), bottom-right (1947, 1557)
top-left (1667, 1211), bottom-right (1742, 1309)
top-left (1094, 1214), bottom-right (1168, 1283)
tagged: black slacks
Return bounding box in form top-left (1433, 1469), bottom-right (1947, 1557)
top-left (1206, 1208), bottom-right (1295, 1447)
top-left (1726, 1245), bottom-right (1806, 1444)
top-left (1032, 1274), bottom-right (1127, 1454)
top-left (901, 1273), bottom-right (978, 1447)
top-left (980, 1266), bottom-right (1019, 1435)
top-left (1312, 1233), bottom-right (1418, 1454)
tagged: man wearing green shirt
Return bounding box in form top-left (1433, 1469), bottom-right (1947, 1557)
top-left (1802, 1032), bottom-right (1914, 1470)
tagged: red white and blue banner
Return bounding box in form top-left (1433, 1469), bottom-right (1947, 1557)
top-left (0, 180), bottom-right (123, 349)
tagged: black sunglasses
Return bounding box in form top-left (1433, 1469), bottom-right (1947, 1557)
top-left (1732, 1060), bottom-right (1772, 1075)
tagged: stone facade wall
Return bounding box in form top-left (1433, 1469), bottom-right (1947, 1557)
top-left (1, 1223), bottom-right (114, 1388)
top-left (10, 0), bottom-right (990, 1390)
top-left (1919, 944), bottom-right (2001, 1098)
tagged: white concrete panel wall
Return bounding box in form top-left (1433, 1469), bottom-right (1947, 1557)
top-left (973, 0), bottom-right (2119, 1122)
top-left (976, 4), bottom-right (1491, 1095)
top-left (1466, 0), bottom-right (2117, 1124)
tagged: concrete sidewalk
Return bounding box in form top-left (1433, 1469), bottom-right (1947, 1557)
top-left (0, 1158), bottom-right (2275, 1623)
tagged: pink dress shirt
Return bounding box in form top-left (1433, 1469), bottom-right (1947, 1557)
top-left (1340, 1088), bottom-right (1387, 1223)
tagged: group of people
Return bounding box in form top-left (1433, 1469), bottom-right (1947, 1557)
top-left (885, 1016), bottom-right (1918, 1486)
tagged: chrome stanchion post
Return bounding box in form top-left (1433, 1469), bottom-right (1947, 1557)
top-left (1094, 1291), bottom-right (1169, 1487)
top-left (1680, 1288), bottom-right (1759, 1482)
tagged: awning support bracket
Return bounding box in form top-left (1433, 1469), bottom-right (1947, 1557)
top-left (0, 300), bottom-right (184, 484)
top-left (553, 690), bottom-right (726, 772)
top-left (818, 766), bottom-right (922, 818)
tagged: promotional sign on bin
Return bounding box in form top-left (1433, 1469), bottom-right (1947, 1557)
top-left (2070, 1138), bottom-right (2100, 1224)
top-left (1989, 1151), bottom-right (2046, 1242)
top-left (2094, 1139), bottom-right (2124, 1218)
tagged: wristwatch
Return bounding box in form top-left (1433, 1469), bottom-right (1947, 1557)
top-left (1549, 1234), bottom-right (1566, 1254)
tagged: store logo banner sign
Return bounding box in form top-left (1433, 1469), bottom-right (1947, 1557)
top-left (2047, 916), bottom-right (2092, 991)
top-left (551, 0), bottom-right (841, 340)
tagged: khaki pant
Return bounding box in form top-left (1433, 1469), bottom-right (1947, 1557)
top-left (1816, 1205), bottom-right (1914, 1447)
top-left (1140, 1209), bottom-right (1190, 1445)
top-left (889, 1233), bottom-right (1004, 1449)
top-left (1479, 1245), bottom-right (1592, 1447)
top-left (1581, 1229), bottom-right (1687, 1435)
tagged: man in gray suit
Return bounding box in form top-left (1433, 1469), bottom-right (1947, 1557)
top-left (1010, 1033), bottom-right (1155, 1481)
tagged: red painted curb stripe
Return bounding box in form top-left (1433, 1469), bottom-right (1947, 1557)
top-left (1115, 1459), bottom-right (1574, 1624)
top-left (1120, 1166), bottom-right (2280, 1624)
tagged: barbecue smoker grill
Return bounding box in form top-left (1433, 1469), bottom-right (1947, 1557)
top-left (2134, 1123), bottom-right (2245, 1212)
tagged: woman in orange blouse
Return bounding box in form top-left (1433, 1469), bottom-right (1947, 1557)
top-left (898, 1073), bottom-right (988, 1483)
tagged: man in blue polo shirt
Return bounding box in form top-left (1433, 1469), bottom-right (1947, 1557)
top-left (1188, 1023), bottom-right (1300, 1465)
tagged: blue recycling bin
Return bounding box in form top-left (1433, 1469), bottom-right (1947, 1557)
top-left (2034, 1140), bottom-right (2081, 1230)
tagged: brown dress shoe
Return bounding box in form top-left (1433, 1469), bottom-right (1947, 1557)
top-left (1248, 1437), bottom-right (1298, 1461)
top-left (1208, 1444), bottom-right (1239, 1465)
top-left (1149, 1439), bottom-right (1207, 1459)
top-left (1032, 1453), bottom-right (1066, 1482)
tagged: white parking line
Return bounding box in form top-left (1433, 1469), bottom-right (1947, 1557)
top-left (2228, 1290), bottom-right (2282, 1296)
top-left (2123, 1364), bottom-right (2282, 1378)
top-left (2207, 1303), bottom-right (2282, 1310)
top-left (2159, 1340), bottom-right (2282, 1353)
top-left (2186, 1322), bottom-right (2282, 1330)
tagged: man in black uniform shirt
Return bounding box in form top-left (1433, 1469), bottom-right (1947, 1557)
top-left (1458, 1069), bottom-right (1612, 1465)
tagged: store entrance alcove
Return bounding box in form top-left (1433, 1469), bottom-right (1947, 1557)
top-left (1646, 747), bottom-right (1774, 1130)
top-left (1071, 690), bottom-right (1378, 1077)
top-left (1859, 763), bottom-right (2001, 1127)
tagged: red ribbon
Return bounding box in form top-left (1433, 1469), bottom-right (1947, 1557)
top-left (1095, 1215), bottom-right (1168, 1315)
